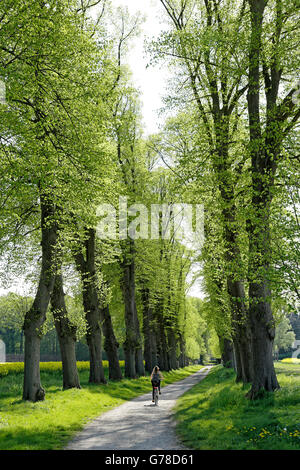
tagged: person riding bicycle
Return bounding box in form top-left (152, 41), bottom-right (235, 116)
top-left (151, 365), bottom-right (164, 402)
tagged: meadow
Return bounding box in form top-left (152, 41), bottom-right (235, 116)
top-left (0, 362), bottom-right (201, 450)
top-left (174, 362), bottom-right (300, 450)
top-left (1, 361), bottom-right (299, 450)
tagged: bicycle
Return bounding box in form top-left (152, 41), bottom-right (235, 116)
top-left (153, 384), bottom-right (159, 405)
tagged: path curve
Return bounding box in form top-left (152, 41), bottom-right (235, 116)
top-left (65, 366), bottom-right (212, 451)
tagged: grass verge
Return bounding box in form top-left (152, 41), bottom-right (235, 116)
top-left (174, 362), bottom-right (300, 450)
top-left (0, 363), bottom-right (202, 450)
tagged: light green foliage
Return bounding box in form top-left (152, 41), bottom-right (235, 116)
top-left (0, 293), bottom-right (31, 331)
top-left (273, 316), bottom-right (295, 354)
top-left (150, 0), bottom-right (300, 357)
top-left (0, 0), bottom-right (118, 273)
top-left (184, 297), bottom-right (209, 359)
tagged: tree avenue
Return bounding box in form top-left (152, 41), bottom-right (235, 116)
top-left (0, 0), bottom-right (298, 403)
top-left (152, 0), bottom-right (299, 397)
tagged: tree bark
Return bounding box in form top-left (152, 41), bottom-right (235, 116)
top-left (22, 195), bottom-right (58, 401)
top-left (121, 240), bottom-right (144, 378)
top-left (74, 228), bottom-right (106, 384)
top-left (51, 271), bottom-right (80, 390)
top-left (122, 261), bottom-right (137, 378)
top-left (246, 0), bottom-right (280, 398)
top-left (157, 311), bottom-right (169, 371)
top-left (134, 302), bottom-right (145, 376)
top-left (228, 278), bottom-right (253, 383)
top-left (141, 286), bottom-right (158, 372)
top-left (220, 337), bottom-right (234, 368)
top-left (167, 328), bottom-right (178, 370)
top-left (246, 178), bottom-right (279, 397)
top-left (142, 288), bottom-right (152, 373)
top-left (100, 304), bottom-right (122, 380)
top-left (178, 333), bottom-right (187, 368)
top-left (247, 283), bottom-right (279, 398)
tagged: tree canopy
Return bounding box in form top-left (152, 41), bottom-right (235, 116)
top-left (0, 0), bottom-right (299, 401)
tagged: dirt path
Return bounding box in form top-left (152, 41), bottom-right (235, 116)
top-left (65, 366), bottom-right (212, 451)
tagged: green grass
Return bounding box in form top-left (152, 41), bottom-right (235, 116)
top-left (174, 362), bottom-right (300, 450)
top-left (0, 363), bottom-right (202, 450)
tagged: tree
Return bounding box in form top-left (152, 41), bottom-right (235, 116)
top-left (152, 0), bottom-right (300, 397)
top-left (245, 0), bottom-right (299, 397)
top-left (153, 0), bottom-right (253, 384)
top-left (270, 139), bottom-right (300, 309)
top-left (0, 0), bottom-right (116, 400)
top-left (50, 269), bottom-right (81, 389)
top-left (273, 317), bottom-right (295, 359)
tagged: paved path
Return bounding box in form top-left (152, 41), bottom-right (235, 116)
top-left (65, 366), bottom-right (212, 451)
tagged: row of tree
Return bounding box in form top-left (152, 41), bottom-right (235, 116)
top-left (0, 0), bottom-right (299, 403)
top-left (0, 0), bottom-right (215, 401)
top-left (1, 291), bottom-right (295, 362)
top-left (150, 0), bottom-right (299, 398)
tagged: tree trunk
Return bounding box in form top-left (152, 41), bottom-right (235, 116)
top-left (122, 261), bottom-right (137, 378)
top-left (100, 305), bottom-right (122, 380)
top-left (178, 302), bottom-right (188, 369)
top-left (212, 121), bottom-right (254, 384)
top-left (86, 321), bottom-right (105, 383)
top-left (246, 0), bottom-right (280, 398)
top-left (246, 281), bottom-right (280, 398)
top-left (234, 326), bottom-right (253, 383)
top-left (220, 337), bottom-right (234, 368)
top-left (85, 238), bottom-right (106, 384)
top-left (135, 345), bottom-right (145, 376)
top-left (134, 303), bottom-right (145, 376)
top-left (22, 195), bottom-right (58, 401)
top-left (124, 344), bottom-right (136, 378)
top-left (233, 341), bottom-right (243, 380)
top-left (167, 328), bottom-right (178, 370)
top-left (150, 327), bottom-right (158, 371)
top-left (157, 316), bottom-right (169, 371)
top-left (121, 240), bottom-right (144, 378)
top-left (51, 271), bottom-right (80, 390)
top-left (142, 300), bottom-right (152, 373)
top-left (150, 306), bottom-right (158, 371)
top-left (141, 286), bottom-right (157, 372)
top-left (228, 278), bottom-right (253, 383)
top-left (74, 228), bottom-right (106, 384)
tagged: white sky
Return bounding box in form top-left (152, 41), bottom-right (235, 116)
top-left (107, 0), bottom-right (170, 135)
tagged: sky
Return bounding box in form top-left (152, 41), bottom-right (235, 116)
top-left (106, 0), bottom-right (169, 135)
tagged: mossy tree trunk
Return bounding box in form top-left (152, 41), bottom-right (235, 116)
top-left (100, 304), bottom-right (123, 380)
top-left (22, 195), bottom-right (58, 402)
top-left (74, 228), bottom-right (106, 384)
top-left (121, 240), bottom-right (144, 378)
top-left (51, 270), bottom-right (80, 390)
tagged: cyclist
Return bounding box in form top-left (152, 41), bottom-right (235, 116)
top-left (151, 365), bottom-right (164, 402)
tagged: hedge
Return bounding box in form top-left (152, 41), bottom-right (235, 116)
top-left (281, 358), bottom-right (300, 364)
top-left (0, 361), bottom-right (125, 378)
